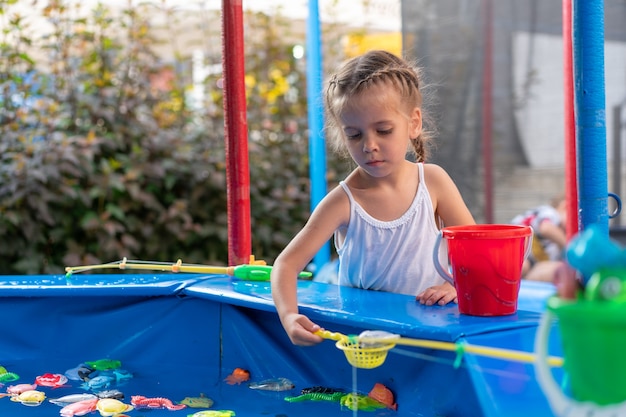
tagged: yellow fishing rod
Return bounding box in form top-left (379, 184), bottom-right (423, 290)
top-left (65, 257), bottom-right (312, 281)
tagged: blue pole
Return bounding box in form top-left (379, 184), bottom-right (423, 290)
top-left (572, 0), bottom-right (609, 234)
top-left (306, 0), bottom-right (330, 271)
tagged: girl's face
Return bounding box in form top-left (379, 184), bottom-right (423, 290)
top-left (339, 83), bottom-right (422, 178)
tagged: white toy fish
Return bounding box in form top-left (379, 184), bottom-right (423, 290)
top-left (248, 377), bottom-right (295, 391)
top-left (49, 393), bottom-right (98, 406)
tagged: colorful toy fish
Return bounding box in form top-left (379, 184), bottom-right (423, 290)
top-left (368, 382), bottom-right (397, 410)
top-left (340, 392), bottom-right (386, 412)
top-left (65, 364), bottom-right (95, 381)
top-left (96, 398), bottom-right (134, 416)
top-left (49, 393), bottom-right (98, 406)
top-left (60, 398), bottom-right (99, 416)
top-left (187, 411), bottom-right (236, 417)
top-left (10, 389), bottom-right (46, 406)
top-left (248, 377), bottom-right (295, 391)
top-left (91, 369), bottom-right (133, 384)
top-left (131, 395), bottom-right (187, 410)
top-left (284, 391), bottom-right (345, 402)
top-left (35, 373), bottom-right (69, 389)
top-left (301, 386), bottom-right (346, 395)
top-left (180, 393), bottom-right (214, 408)
top-left (0, 366), bottom-right (19, 383)
top-left (81, 375), bottom-right (115, 391)
top-left (85, 359), bottom-right (122, 371)
top-left (0, 372), bottom-right (20, 383)
top-left (96, 389), bottom-right (124, 400)
top-left (7, 383), bottom-right (38, 395)
top-left (224, 368), bottom-right (250, 385)
top-left (285, 386), bottom-right (346, 403)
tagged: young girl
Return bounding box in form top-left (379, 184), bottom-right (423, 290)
top-left (271, 50), bottom-right (475, 346)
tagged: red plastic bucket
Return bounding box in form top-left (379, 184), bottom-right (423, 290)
top-left (433, 224), bottom-right (533, 316)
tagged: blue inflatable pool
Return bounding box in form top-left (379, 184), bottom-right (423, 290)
top-left (0, 274), bottom-right (562, 416)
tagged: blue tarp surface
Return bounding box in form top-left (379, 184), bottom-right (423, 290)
top-left (0, 274), bottom-right (562, 416)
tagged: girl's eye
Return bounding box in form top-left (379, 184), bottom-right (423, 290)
top-left (345, 131), bottom-right (361, 140)
top-left (378, 129), bottom-right (393, 135)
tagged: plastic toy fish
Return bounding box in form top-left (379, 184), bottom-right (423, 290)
top-left (224, 368), bottom-right (250, 385)
top-left (248, 377), bottom-right (295, 391)
top-left (368, 382), bottom-right (397, 410)
top-left (81, 375), bottom-right (115, 391)
top-left (0, 366), bottom-right (19, 383)
top-left (131, 395), bottom-right (187, 410)
top-left (60, 398), bottom-right (99, 416)
top-left (0, 371), bottom-right (19, 383)
top-left (49, 393), bottom-right (98, 406)
top-left (340, 392), bottom-right (386, 412)
top-left (96, 389), bottom-right (124, 400)
top-left (301, 386), bottom-right (346, 395)
top-left (187, 411), bottom-right (236, 417)
top-left (180, 393), bottom-right (214, 408)
top-left (35, 373), bottom-right (69, 389)
top-left (284, 391), bottom-right (345, 402)
top-left (96, 398), bottom-right (134, 416)
top-left (85, 359), bottom-right (122, 371)
top-left (91, 369), bottom-right (133, 384)
top-left (10, 389), bottom-right (46, 406)
top-left (7, 383), bottom-right (38, 395)
top-left (65, 363), bottom-right (95, 381)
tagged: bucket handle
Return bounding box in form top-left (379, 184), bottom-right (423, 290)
top-left (433, 231), bottom-right (454, 285)
top-left (523, 227), bottom-right (534, 261)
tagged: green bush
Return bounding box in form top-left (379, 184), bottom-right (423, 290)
top-left (0, 1), bottom-right (346, 274)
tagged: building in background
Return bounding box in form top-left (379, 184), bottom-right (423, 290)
top-left (401, 0), bottom-right (626, 224)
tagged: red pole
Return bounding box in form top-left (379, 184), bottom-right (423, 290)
top-left (482, 0), bottom-right (494, 223)
top-left (563, 0), bottom-right (579, 240)
top-left (221, 0), bottom-right (251, 265)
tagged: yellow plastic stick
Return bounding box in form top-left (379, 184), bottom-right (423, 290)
top-left (316, 329), bottom-right (564, 367)
top-left (392, 337), bottom-right (564, 367)
top-left (314, 330), bottom-right (352, 343)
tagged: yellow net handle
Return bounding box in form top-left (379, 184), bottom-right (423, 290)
top-left (315, 330), bottom-right (352, 343)
top-left (317, 329), bottom-right (563, 367)
top-left (393, 337), bottom-right (563, 367)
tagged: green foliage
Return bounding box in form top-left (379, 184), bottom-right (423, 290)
top-left (0, 1), bottom-right (345, 274)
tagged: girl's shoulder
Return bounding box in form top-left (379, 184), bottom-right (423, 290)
top-left (422, 163), bottom-right (452, 184)
top-left (314, 182), bottom-right (351, 216)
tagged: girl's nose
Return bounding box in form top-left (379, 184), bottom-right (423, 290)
top-left (363, 136), bottom-right (378, 153)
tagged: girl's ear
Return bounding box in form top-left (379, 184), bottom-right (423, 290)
top-left (409, 107), bottom-right (423, 138)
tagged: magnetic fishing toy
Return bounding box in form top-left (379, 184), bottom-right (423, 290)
top-left (65, 256), bottom-right (312, 281)
top-left (535, 226), bottom-right (626, 416)
top-left (315, 329), bottom-right (564, 370)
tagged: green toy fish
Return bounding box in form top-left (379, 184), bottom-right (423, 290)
top-left (85, 359), bottom-right (122, 371)
top-left (187, 411), bottom-right (235, 417)
top-left (180, 394), bottom-right (214, 409)
top-left (340, 393), bottom-right (386, 412)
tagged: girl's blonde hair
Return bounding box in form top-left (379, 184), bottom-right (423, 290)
top-left (324, 50), bottom-right (433, 162)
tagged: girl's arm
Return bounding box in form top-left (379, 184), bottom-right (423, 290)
top-left (271, 187), bottom-right (349, 346)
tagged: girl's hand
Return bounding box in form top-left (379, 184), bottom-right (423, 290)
top-left (281, 312), bottom-right (323, 346)
top-left (416, 282), bottom-right (458, 306)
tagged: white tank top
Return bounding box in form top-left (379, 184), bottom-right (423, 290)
top-left (334, 163), bottom-right (446, 296)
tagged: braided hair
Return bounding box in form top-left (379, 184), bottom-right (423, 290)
top-left (324, 50), bottom-right (432, 162)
